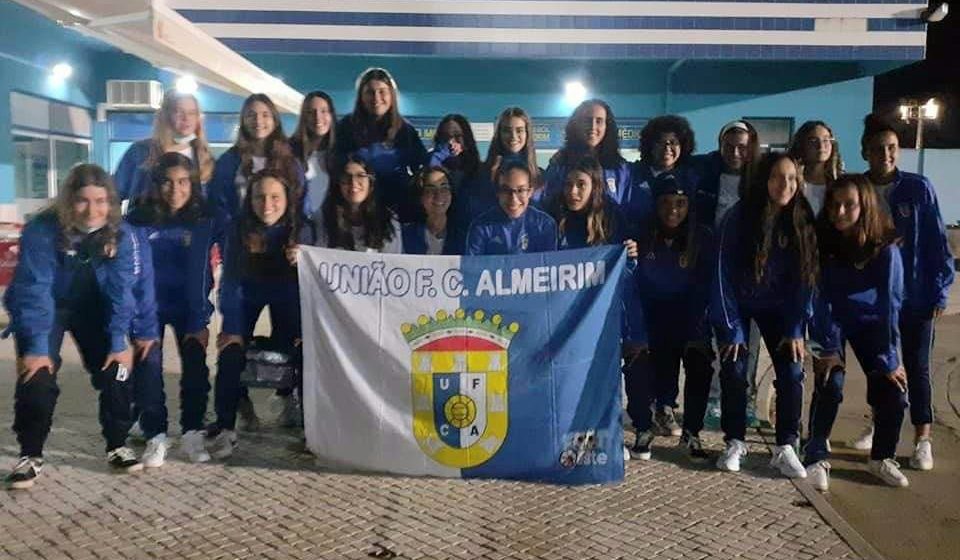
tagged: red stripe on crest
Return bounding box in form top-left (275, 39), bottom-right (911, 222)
top-left (417, 337), bottom-right (503, 352)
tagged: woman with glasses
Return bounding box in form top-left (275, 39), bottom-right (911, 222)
top-left (316, 154), bottom-right (402, 253)
top-left (788, 121), bottom-right (843, 216)
top-left (402, 167), bottom-right (460, 255)
top-left (465, 160), bottom-right (557, 256)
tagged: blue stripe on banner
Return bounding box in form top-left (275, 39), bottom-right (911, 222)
top-left (433, 373), bottom-right (461, 450)
top-left (868, 18), bottom-right (928, 31)
top-left (221, 38), bottom-right (925, 61)
top-left (179, 10), bottom-right (817, 31)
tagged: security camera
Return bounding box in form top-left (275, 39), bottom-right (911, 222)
top-left (922, 1), bottom-right (949, 23)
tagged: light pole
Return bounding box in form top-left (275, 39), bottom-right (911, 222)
top-left (899, 98), bottom-right (941, 176)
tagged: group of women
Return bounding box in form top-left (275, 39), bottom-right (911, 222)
top-left (3, 67), bottom-right (952, 493)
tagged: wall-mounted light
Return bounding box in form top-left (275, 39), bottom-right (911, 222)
top-left (565, 81), bottom-right (588, 107)
top-left (51, 62), bottom-right (73, 81)
top-left (175, 75), bottom-right (198, 95)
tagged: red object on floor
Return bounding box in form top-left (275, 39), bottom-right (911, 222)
top-left (0, 224), bottom-right (22, 287)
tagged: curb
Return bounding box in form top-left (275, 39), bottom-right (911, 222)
top-left (758, 430), bottom-right (886, 560)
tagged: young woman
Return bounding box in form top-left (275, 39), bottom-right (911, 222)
top-left (208, 94), bottom-right (306, 221)
top-left (290, 91), bottom-right (336, 219)
top-left (466, 160), bottom-right (557, 255)
top-left (858, 114), bottom-right (954, 470)
top-left (547, 155), bottom-right (636, 253)
top-left (623, 174), bottom-right (715, 461)
top-left (711, 152), bottom-right (818, 478)
top-left (4, 164), bottom-right (142, 489)
top-left (402, 166), bottom-right (460, 255)
top-left (114, 90), bottom-right (215, 205)
top-left (208, 170), bottom-right (316, 459)
top-left (543, 100), bottom-right (636, 217)
top-left (125, 152), bottom-right (225, 463)
top-left (805, 174), bottom-right (909, 490)
top-left (633, 115), bottom-right (699, 226)
top-left (335, 68), bottom-right (428, 222)
top-left (429, 114), bottom-right (482, 189)
top-left (788, 120), bottom-right (843, 216)
top-left (692, 120), bottom-right (760, 228)
top-left (464, 107), bottom-right (542, 219)
top-left (317, 154), bottom-right (403, 253)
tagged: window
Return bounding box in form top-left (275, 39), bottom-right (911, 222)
top-left (13, 132), bottom-right (90, 199)
top-left (742, 117), bottom-right (794, 152)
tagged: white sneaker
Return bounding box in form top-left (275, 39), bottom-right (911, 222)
top-left (848, 424), bottom-right (874, 451)
top-left (141, 434), bottom-right (168, 468)
top-left (623, 445), bottom-right (631, 463)
top-left (181, 430), bottom-right (211, 463)
top-left (207, 429), bottom-right (238, 460)
top-left (910, 438), bottom-right (933, 471)
top-left (806, 461), bottom-right (830, 492)
top-left (770, 444), bottom-right (807, 479)
top-left (717, 439), bottom-right (748, 472)
top-left (868, 458), bottom-right (909, 487)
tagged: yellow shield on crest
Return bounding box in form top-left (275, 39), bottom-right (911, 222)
top-left (402, 309), bottom-right (517, 469)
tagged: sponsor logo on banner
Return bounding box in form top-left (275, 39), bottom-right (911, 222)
top-left (403, 309), bottom-right (518, 468)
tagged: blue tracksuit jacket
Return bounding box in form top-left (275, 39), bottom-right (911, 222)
top-left (811, 244), bottom-right (904, 374)
top-left (4, 214), bottom-right (138, 355)
top-left (465, 206), bottom-right (558, 256)
top-left (710, 203), bottom-right (812, 346)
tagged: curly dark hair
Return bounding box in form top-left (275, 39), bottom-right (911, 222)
top-left (739, 152), bottom-right (819, 289)
top-left (321, 153), bottom-right (396, 250)
top-left (638, 115), bottom-right (696, 165)
top-left (553, 99), bottom-right (625, 169)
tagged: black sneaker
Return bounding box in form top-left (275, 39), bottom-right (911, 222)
top-left (107, 446), bottom-right (143, 473)
top-left (5, 456), bottom-right (43, 489)
top-left (654, 407), bottom-right (682, 437)
top-left (679, 431), bottom-right (710, 461)
top-left (630, 431), bottom-right (654, 460)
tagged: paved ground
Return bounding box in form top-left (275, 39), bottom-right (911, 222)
top-left (0, 333), bottom-right (860, 560)
top-left (4, 281), bottom-right (960, 560)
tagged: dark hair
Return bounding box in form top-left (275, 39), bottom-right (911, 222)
top-left (433, 114), bottom-right (481, 180)
top-left (138, 152), bottom-right (207, 223)
top-left (411, 166), bottom-right (455, 224)
top-left (553, 99), bottom-right (625, 169)
top-left (639, 115), bottom-right (696, 165)
top-left (549, 156), bottom-right (614, 245)
top-left (350, 67), bottom-right (403, 146)
top-left (818, 174), bottom-right (897, 264)
top-left (236, 94), bottom-right (301, 199)
top-left (641, 174), bottom-right (700, 267)
top-left (291, 90), bottom-right (337, 166)
top-left (49, 163), bottom-right (122, 256)
top-left (494, 159), bottom-right (534, 188)
top-left (740, 152), bottom-right (819, 289)
top-left (321, 154), bottom-right (396, 250)
top-left (789, 120), bottom-right (843, 184)
top-left (238, 170), bottom-right (303, 256)
top-left (860, 113), bottom-right (900, 155)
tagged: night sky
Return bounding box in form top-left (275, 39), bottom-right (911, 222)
top-left (874, 8), bottom-right (960, 148)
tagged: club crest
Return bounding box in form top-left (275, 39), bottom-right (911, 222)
top-left (402, 309), bottom-right (518, 469)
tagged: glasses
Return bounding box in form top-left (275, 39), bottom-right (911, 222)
top-left (339, 172), bottom-right (373, 184)
top-left (497, 187), bottom-right (533, 199)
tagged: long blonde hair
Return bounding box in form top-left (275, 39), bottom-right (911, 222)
top-left (145, 91), bottom-right (214, 183)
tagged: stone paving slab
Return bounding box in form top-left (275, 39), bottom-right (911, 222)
top-left (0, 357), bottom-right (860, 560)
